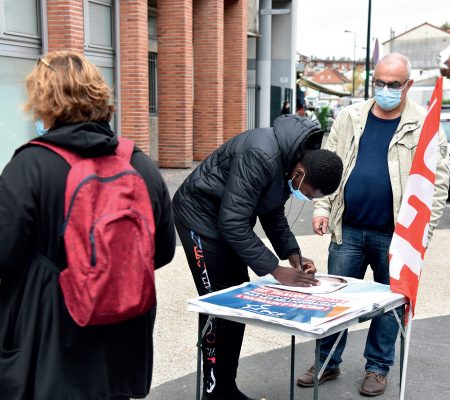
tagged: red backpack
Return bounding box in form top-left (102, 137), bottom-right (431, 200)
top-left (31, 138), bottom-right (156, 326)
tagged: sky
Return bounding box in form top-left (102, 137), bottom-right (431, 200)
top-left (296, 0), bottom-right (449, 60)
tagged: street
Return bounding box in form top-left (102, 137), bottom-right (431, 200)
top-left (150, 165), bottom-right (450, 400)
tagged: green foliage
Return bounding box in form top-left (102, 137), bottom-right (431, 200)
top-left (316, 106), bottom-right (330, 131)
top-left (442, 99), bottom-right (450, 105)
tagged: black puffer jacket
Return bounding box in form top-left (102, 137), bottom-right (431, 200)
top-left (173, 115), bottom-right (323, 276)
top-left (0, 121), bottom-right (175, 400)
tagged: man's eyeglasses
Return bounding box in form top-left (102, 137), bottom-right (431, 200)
top-left (372, 79), bottom-right (409, 92)
top-left (37, 56), bottom-right (56, 72)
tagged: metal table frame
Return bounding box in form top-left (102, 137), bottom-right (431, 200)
top-left (195, 296), bottom-right (409, 400)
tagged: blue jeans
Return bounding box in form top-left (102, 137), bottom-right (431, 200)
top-left (319, 224), bottom-right (402, 376)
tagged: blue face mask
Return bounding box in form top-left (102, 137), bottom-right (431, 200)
top-left (35, 119), bottom-right (49, 136)
top-left (374, 87), bottom-right (402, 111)
top-left (288, 178), bottom-right (310, 202)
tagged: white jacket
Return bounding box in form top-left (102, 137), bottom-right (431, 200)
top-left (314, 98), bottom-right (449, 245)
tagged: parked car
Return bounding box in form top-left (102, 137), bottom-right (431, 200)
top-left (440, 104), bottom-right (450, 197)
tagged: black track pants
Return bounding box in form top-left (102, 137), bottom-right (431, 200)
top-left (175, 220), bottom-right (250, 395)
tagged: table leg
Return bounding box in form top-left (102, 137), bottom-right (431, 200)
top-left (290, 335), bottom-right (295, 400)
top-left (314, 339), bottom-right (321, 400)
top-left (196, 316), bottom-right (202, 400)
top-left (400, 318), bottom-right (405, 396)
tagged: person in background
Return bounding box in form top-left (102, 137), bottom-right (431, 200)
top-left (281, 100), bottom-right (291, 114)
top-left (173, 114), bottom-right (343, 400)
top-left (296, 103), bottom-right (321, 128)
top-left (297, 53), bottom-right (449, 397)
top-left (0, 51), bottom-right (176, 400)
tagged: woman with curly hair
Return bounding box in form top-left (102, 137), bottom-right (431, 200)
top-left (0, 51), bottom-right (175, 400)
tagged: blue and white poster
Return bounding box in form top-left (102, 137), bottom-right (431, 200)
top-left (188, 277), bottom-right (405, 335)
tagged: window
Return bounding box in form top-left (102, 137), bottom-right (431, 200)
top-left (2, 0), bottom-right (40, 39)
top-left (149, 52), bottom-right (158, 116)
top-left (0, 57), bottom-right (38, 171)
top-left (84, 0), bottom-right (115, 128)
top-left (0, 0), bottom-right (42, 171)
top-left (148, 16), bottom-right (157, 40)
top-left (85, 0), bottom-right (113, 50)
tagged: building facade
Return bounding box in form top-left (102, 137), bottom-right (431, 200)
top-left (1, 0), bottom-right (302, 171)
top-left (0, 0), bottom-right (248, 170)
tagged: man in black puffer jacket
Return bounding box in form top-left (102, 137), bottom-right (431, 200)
top-left (173, 114), bottom-right (343, 400)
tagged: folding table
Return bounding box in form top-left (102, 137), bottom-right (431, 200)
top-left (188, 277), bottom-right (410, 400)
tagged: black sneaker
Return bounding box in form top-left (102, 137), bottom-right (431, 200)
top-left (202, 388), bottom-right (256, 400)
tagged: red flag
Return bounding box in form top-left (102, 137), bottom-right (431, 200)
top-left (389, 77), bottom-right (443, 315)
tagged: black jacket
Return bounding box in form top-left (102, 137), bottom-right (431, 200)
top-left (173, 115), bottom-right (323, 276)
top-left (0, 121), bottom-right (175, 400)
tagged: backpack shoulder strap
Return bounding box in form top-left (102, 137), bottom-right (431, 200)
top-left (115, 137), bottom-right (135, 162)
top-left (29, 140), bottom-right (81, 166)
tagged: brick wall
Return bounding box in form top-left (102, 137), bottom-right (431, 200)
top-left (158, 0), bottom-right (194, 168)
top-left (47, 0), bottom-right (84, 52)
top-left (224, 0), bottom-right (247, 141)
top-left (193, 0), bottom-right (224, 161)
top-left (119, 0), bottom-right (150, 153)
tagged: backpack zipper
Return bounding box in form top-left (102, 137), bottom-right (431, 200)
top-left (61, 170), bottom-right (140, 235)
top-left (88, 208), bottom-right (152, 268)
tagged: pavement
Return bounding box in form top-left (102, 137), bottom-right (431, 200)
top-left (146, 166), bottom-right (450, 400)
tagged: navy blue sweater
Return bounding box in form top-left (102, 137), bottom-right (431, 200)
top-left (343, 111), bottom-right (400, 232)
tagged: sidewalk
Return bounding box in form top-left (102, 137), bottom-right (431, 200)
top-left (149, 228), bottom-right (450, 399)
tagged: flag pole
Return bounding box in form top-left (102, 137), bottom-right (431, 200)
top-left (399, 304), bottom-right (413, 400)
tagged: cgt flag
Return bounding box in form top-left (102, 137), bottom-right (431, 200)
top-left (389, 77), bottom-right (443, 315)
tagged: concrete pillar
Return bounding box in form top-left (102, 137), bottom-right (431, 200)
top-left (256, 0), bottom-right (272, 128)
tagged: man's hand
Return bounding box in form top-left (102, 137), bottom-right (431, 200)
top-left (312, 216), bottom-right (329, 235)
top-left (271, 265), bottom-right (319, 287)
top-left (301, 256), bottom-right (317, 274)
top-left (288, 253), bottom-right (317, 274)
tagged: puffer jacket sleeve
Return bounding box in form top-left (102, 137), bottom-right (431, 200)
top-left (217, 149), bottom-right (279, 276)
top-left (259, 206), bottom-right (299, 259)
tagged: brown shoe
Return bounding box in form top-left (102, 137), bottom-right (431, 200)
top-left (296, 365), bottom-right (340, 387)
top-left (359, 371), bottom-right (387, 397)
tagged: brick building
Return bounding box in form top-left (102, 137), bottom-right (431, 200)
top-left (0, 0), bottom-right (247, 170)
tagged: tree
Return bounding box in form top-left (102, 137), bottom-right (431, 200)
top-left (440, 22), bottom-right (450, 31)
top-left (317, 106), bottom-right (331, 132)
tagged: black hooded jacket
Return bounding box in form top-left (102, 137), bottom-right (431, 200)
top-left (0, 121), bottom-right (175, 400)
top-left (173, 115), bottom-right (323, 276)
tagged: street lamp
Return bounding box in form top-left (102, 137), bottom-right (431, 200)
top-left (345, 30), bottom-right (356, 97)
top-left (364, 0), bottom-right (372, 100)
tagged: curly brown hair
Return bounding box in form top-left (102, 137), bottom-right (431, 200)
top-left (23, 51), bottom-right (115, 127)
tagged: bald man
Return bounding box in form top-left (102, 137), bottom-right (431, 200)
top-left (297, 53), bottom-right (449, 396)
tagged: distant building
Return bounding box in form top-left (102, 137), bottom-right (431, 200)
top-left (303, 57), bottom-right (365, 77)
top-left (382, 22), bottom-right (450, 105)
top-left (383, 22), bottom-right (450, 71)
top-left (312, 68), bottom-right (350, 87)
